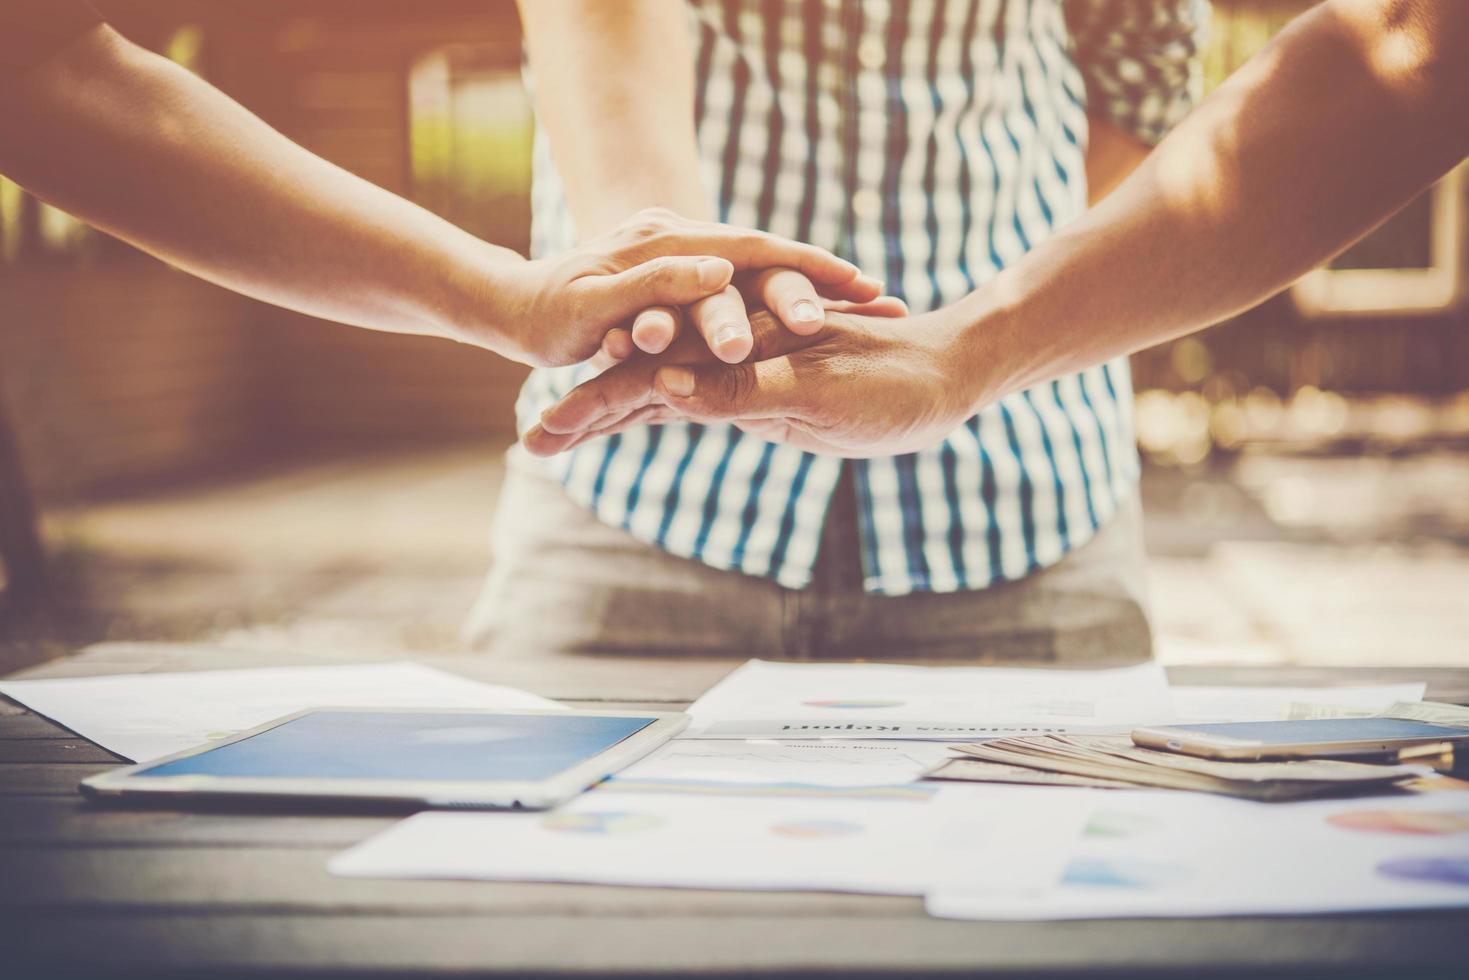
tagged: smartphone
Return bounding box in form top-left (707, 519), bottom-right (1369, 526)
top-left (1131, 717), bottom-right (1469, 761)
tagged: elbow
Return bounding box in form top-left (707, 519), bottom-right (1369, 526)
top-left (1367, 0), bottom-right (1469, 105)
top-left (1338, 0), bottom-right (1469, 158)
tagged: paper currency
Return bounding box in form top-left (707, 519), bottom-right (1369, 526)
top-left (1383, 701), bottom-right (1469, 727)
top-left (940, 735), bottom-right (1419, 801)
top-left (1286, 701), bottom-right (1379, 720)
top-left (925, 757), bottom-right (1137, 790)
top-left (1286, 699), bottom-right (1469, 726)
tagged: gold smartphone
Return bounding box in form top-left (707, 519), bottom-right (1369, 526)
top-left (1131, 717), bottom-right (1469, 762)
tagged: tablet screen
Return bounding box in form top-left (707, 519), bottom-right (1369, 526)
top-left (135, 711), bottom-right (657, 782)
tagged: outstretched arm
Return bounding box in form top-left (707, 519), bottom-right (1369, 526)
top-left (0, 16), bottom-right (864, 368)
top-left (0, 24), bottom-right (534, 353)
top-left (964, 0), bottom-right (1469, 400)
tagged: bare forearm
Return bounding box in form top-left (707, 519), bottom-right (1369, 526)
top-left (517, 0), bottom-right (708, 232)
top-left (960, 0), bottom-right (1469, 404)
top-left (0, 28), bottom-right (523, 352)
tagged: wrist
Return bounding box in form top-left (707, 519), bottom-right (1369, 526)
top-left (437, 240), bottom-right (533, 358)
top-left (950, 254), bottom-right (1084, 413)
top-left (936, 292), bottom-right (1025, 415)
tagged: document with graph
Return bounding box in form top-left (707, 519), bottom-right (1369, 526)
top-left (681, 659), bottom-right (1174, 740)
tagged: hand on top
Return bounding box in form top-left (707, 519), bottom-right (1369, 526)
top-left (492, 208), bottom-right (883, 368)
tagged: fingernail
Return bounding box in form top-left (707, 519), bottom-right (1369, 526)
top-left (633, 318), bottom-right (672, 353)
top-left (658, 366), bottom-right (695, 398)
top-left (792, 300), bottom-right (822, 324)
top-left (714, 324), bottom-right (745, 350)
top-left (697, 258), bottom-right (731, 290)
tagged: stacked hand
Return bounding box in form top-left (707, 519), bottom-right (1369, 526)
top-left (491, 208), bottom-right (885, 368)
top-left (523, 304), bottom-right (986, 459)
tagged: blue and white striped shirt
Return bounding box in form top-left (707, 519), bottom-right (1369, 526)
top-left (518, 0), bottom-right (1208, 595)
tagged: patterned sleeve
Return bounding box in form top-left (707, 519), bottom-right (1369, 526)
top-left (1065, 0), bottom-right (1211, 146)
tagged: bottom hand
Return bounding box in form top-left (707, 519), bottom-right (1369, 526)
top-left (525, 306), bottom-right (980, 459)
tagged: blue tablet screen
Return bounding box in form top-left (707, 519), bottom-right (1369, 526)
top-left (136, 711), bottom-right (656, 782)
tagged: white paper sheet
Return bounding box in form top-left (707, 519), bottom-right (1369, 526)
top-left (0, 662), bottom-right (561, 762)
top-left (610, 738), bottom-right (955, 796)
top-left (330, 784), bottom-right (1094, 897)
top-left (683, 659), bottom-right (1174, 739)
top-left (927, 786), bottom-right (1469, 919)
top-left (927, 785), bottom-right (1095, 896)
top-left (1169, 683), bottom-right (1426, 724)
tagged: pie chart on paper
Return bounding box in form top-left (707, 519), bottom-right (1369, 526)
top-left (769, 819), bottom-right (864, 839)
top-left (1326, 810), bottom-right (1469, 836)
top-left (1085, 810), bottom-right (1164, 839)
top-left (1377, 857), bottom-right (1469, 888)
top-left (540, 811), bottom-right (663, 835)
top-left (1062, 856), bottom-right (1190, 889)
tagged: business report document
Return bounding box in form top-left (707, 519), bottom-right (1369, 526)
top-left (927, 787), bottom-right (1469, 919)
top-left (682, 659), bottom-right (1174, 740)
top-left (330, 784), bottom-right (1092, 897)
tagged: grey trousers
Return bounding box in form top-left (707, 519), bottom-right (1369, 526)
top-left (464, 450), bottom-right (1154, 664)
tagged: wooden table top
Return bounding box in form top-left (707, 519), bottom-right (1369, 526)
top-left (4, 643), bottom-right (1467, 979)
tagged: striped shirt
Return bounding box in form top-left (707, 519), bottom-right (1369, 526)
top-left (518, 0), bottom-right (1208, 595)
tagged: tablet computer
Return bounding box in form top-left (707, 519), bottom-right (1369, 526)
top-left (81, 707), bottom-right (687, 810)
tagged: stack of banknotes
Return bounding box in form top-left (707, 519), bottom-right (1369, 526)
top-left (925, 734), bottom-right (1423, 801)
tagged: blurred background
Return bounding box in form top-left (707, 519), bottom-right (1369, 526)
top-left (1, 0), bottom-right (1465, 674)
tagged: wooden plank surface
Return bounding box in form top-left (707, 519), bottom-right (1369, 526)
top-left (0, 761), bottom-right (115, 794)
top-left (9, 639), bottom-right (1469, 703)
top-left (2, 648), bottom-right (1466, 979)
top-left (5, 910), bottom-right (1467, 978)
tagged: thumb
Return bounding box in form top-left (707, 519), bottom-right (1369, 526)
top-left (654, 356), bottom-right (803, 422)
top-left (581, 256), bottom-right (734, 324)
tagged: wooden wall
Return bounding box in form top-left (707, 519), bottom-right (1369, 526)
top-left (1, 267), bottom-right (259, 497)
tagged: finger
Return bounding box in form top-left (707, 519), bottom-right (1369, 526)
top-left (538, 359), bottom-right (660, 434)
top-left (815, 274), bottom-right (885, 305)
top-left (689, 285), bottom-right (754, 363)
top-left (522, 422), bottom-right (577, 457)
top-left (745, 308), bottom-right (818, 362)
top-left (602, 210), bottom-right (878, 295)
top-left (524, 405), bottom-right (677, 457)
top-left (588, 328), bottom-right (634, 372)
top-left (646, 227), bottom-right (864, 289)
top-left (603, 327), bottom-right (635, 360)
top-left (653, 356), bottom-right (803, 422)
top-left (822, 295), bottom-right (908, 317)
top-left (753, 268), bottom-right (825, 336)
top-left (630, 306), bottom-right (680, 354)
top-left (576, 404), bottom-right (675, 446)
top-left (544, 310), bottom-right (809, 436)
top-left (578, 256), bottom-right (734, 326)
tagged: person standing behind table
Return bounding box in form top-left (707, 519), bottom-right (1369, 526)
top-left (0, 0), bottom-right (873, 370)
top-left (529, 0), bottom-right (1469, 490)
top-left (466, 0), bottom-right (1208, 662)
